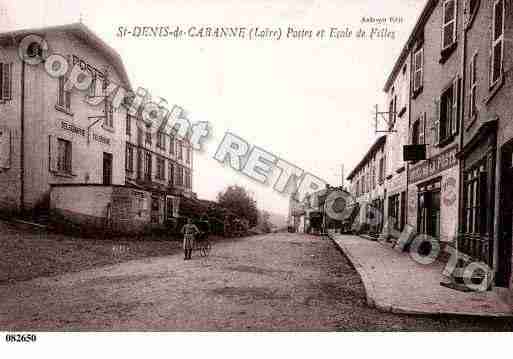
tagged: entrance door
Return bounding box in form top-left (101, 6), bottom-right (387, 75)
top-left (103, 152), bottom-right (113, 185)
top-left (418, 189), bottom-right (441, 238)
top-left (497, 144), bottom-right (513, 287)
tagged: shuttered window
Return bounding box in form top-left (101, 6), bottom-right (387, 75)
top-left (413, 48), bottom-right (423, 92)
top-left (442, 0), bottom-right (457, 49)
top-left (0, 63), bottom-right (13, 101)
top-left (469, 53), bottom-right (478, 118)
top-left (491, 0), bottom-right (504, 86)
top-left (57, 76), bottom-right (71, 111)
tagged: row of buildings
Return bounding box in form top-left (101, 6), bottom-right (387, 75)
top-left (0, 23), bottom-right (195, 234)
top-left (347, 0), bottom-right (513, 290)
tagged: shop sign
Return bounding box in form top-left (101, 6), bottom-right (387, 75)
top-left (408, 145), bottom-right (458, 184)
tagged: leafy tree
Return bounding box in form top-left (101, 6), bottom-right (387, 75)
top-left (217, 185), bottom-right (259, 227)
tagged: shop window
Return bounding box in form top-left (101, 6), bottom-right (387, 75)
top-left (57, 139), bottom-right (72, 174)
top-left (0, 63), bottom-right (13, 101)
top-left (442, 0), bottom-right (457, 50)
top-left (463, 163), bottom-right (487, 234)
top-left (491, 0), bottom-right (504, 87)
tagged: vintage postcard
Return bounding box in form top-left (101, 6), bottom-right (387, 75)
top-left (0, 0), bottom-right (513, 351)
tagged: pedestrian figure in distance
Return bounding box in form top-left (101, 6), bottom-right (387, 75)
top-left (182, 218), bottom-right (199, 260)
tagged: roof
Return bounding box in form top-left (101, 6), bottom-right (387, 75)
top-left (346, 135), bottom-right (386, 180)
top-left (0, 23), bottom-right (131, 90)
top-left (383, 0), bottom-right (438, 92)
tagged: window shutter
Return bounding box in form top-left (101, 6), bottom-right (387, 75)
top-left (49, 135), bottom-right (59, 172)
top-left (0, 63), bottom-right (3, 99)
top-left (452, 77), bottom-right (460, 135)
top-left (0, 127), bottom-right (11, 169)
top-left (419, 114), bottom-right (426, 145)
top-left (434, 98), bottom-right (441, 145)
top-left (2, 63), bottom-right (12, 100)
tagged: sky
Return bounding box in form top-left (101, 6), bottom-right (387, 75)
top-left (0, 0), bottom-right (427, 216)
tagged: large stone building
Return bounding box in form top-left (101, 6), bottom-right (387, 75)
top-left (0, 23), bottom-right (194, 234)
top-left (458, 0), bottom-right (513, 289)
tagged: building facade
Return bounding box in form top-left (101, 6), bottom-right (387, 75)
top-left (346, 135), bottom-right (387, 237)
top-left (0, 23), bottom-right (195, 233)
top-left (0, 23), bottom-right (130, 216)
top-left (459, 0), bottom-right (513, 289)
top-left (383, 47), bottom-right (411, 238)
top-left (125, 110), bottom-right (194, 226)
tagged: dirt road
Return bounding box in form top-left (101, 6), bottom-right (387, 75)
top-left (1, 233), bottom-right (513, 331)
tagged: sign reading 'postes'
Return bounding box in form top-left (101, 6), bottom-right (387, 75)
top-left (408, 145), bottom-right (458, 184)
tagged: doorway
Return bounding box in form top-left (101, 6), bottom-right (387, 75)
top-left (103, 152), bottom-right (113, 185)
top-left (497, 143), bottom-right (513, 287)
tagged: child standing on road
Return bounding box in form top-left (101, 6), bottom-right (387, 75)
top-left (182, 218), bottom-right (199, 260)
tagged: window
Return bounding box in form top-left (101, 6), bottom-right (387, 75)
top-left (177, 140), bottom-right (183, 161)
top-left (144, 151), bottom-right (152, 180)
top-left (156, 156), bottom-right (165, 180)
top-left (136, 149), bottom-right (143, 179)
top-left (145, 130), bottom-right (152, 146)
top-left (0, 63), bottom-right (13, 101)
top-left (170, 136), bottom-right (175, 155)
top-left (185, 169), bottom-right (192, 189)
top-left (186, 145), bottom-right (191, 164)
top-left (463, 163), bottom-right (487, 234)
top-left (491, 0), bottom-right (504, 86)
top-left (126, 114), bottom-right (132, 136)
top-left (104, 99), bottom-right (114, 128)
top-left (57, 76), bottom-right (71, 111)
top-left (168, 162), bottom-right (174, 185)
top-left (57, 139), bottom-right (72, 173)
top-left (469, 53), bottom-right (478, 118)
top-left (388, 96), bottom-right (397, 129)
top-left (378, 157), bottom-right (385, 183)
top-left (413, 48), bottom-right (423, 93)
top-left (412, 115), bottom-right (425, 145)
top-left (442, 0), bottom-right (457, 49)
top-left (436, 79), bottom-right (459, 144)
top-left (388, 194), bottom-right (401, 231)
top-left (157, 131), bottom-right (166, 150)
top-left (126, 144), bottom-right (134, 172)
top-left (176, 165), bottom-right (184, 186)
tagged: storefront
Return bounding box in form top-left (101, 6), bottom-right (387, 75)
top-left (457, 121), bottom-right (497, 268)
top-left (408, 145), bottom-right (459, 243)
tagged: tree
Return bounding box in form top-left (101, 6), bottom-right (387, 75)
top-left (217, 185), bottom-right (259, 227)
top-left (259, 210), bottom-right (272, 233)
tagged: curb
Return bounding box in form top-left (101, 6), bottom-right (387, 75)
top-left (327, 232), bottom-right (513, 318)
top-left (327, 232), bottom-right (377, 308)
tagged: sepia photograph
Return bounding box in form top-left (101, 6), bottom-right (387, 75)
top-left (1, 0), bottom-right (513, 355)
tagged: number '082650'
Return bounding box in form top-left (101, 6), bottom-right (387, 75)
top-left (5, 334), bottom-right (36, 343)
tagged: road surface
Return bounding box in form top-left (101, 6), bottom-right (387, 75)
top-left (1, 233), bottom-right (513, 331)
